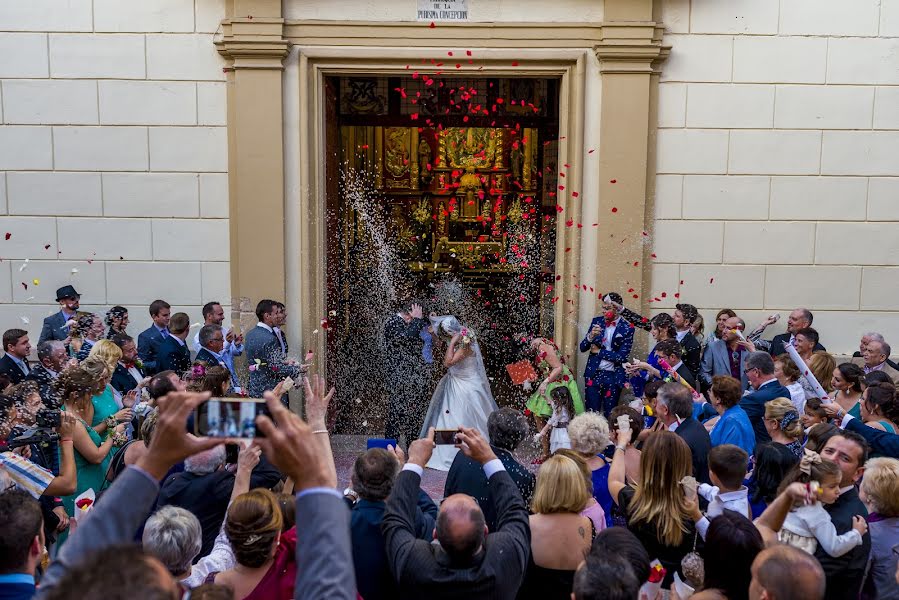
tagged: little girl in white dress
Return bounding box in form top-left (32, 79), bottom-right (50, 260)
top-left (778, 449), bottom-right (868, 556)
top-left (535, 387), bottom-right (574, 453)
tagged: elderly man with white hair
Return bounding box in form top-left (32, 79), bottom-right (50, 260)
top-left (156, 440), bottom-right (281, 560)
top-left (144, 444), bottom-right (259, 587)
top-left (853, 332), bottom-right (899, 371)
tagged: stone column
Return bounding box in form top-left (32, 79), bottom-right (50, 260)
top-left (215, 0), bottom-right (289, 335)
top-left (594, 0), bottom-right (669, 354)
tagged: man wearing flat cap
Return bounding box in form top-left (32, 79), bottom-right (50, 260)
top-left (38, 285), bottom-right (80, 345)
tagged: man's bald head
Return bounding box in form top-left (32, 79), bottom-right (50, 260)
top-left (749, 545), bottom-right (824, 600)
top-left (435, 494), bottom-right (487, 565)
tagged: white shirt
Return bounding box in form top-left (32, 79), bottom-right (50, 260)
top-left (676, 329), bottom-right (689, 342)
top-left (169, 333), bottom-right (186, 346)
top-left (696, 484), bottom-right (750, 539)
top-left (192, 326), bottom-right (243, 356)
top-left (781, 502), bottom-right (863, 557)
top-left (786, 381), bottom-right (806, 414)
top-left (598, 317), bottom-right (621, 372)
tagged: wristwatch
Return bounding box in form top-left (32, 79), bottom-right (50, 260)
top-left (343, 488), bottom-right (359, 504)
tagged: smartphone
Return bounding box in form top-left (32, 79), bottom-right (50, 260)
top-left (367, 438), bottom-right (399, 450)
top-left (194, 397), bottom-right (269, 438)
top-left (434, 429), bottom-right (459, 445)
top-left (225, 442), bottom-right (240, 464)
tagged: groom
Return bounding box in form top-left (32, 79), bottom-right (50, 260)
top-left (383, 301), bottom-right (429, 447)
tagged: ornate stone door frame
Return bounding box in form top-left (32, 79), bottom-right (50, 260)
top-left (216, 0), bottom-right (669, 383)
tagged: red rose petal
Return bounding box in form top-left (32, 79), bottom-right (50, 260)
top-left (610, 179), bottom-right (617, 184)
top-left (4, 233), bottom-right (10, 240)
top-left (611, 207), bottom-right (618, 213)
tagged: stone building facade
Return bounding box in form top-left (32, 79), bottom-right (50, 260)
top-left (1, 0), bottom-right (896, 370)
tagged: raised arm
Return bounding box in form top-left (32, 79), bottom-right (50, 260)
top-left (253, 391), bottom-right (355, 600)
top-left (842, 415), bottom-right (899, 458)
top-left (44, 414), bottom-right (78, 497)
top-left (40, 392), bottom-right (225, 597)
top-left (619, 306), bottom-right (652, 332)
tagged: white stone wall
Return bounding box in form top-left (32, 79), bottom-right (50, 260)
top-left (652, 0), bottom-right (899, 354)
top-left (285, 0), bottom-right (601, 22)
top-left (0, 0), bottom-right (229, 343)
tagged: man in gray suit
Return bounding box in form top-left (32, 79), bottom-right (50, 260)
top-left (245, 299), bottom-right (306, 400)
top-left (39, 385), bottom-right (358, 600)
top-left (701, 315), bottom-right (751, 392)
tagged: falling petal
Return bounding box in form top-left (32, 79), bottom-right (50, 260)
top-left (20, 316), bottom-right (29, 325)
top-left (18, 259), bottom-right (28, 272)
top-left (32, 279), bottom-right (39, 286)
top-left (70, 268), bottom-right (79, 274)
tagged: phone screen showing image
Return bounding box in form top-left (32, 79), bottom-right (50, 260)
top-left (434, 429), bottom-right (459, 445)
top-left (194, 397), bottom-right (269, 439)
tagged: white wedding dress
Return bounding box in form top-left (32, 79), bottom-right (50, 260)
top-left (420, 316), bottom-right (498, 471)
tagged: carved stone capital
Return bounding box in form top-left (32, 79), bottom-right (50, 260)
top-left (594, 22), bottom-right (670, 74)
top-left (215, 17), bottom-right (290, 70)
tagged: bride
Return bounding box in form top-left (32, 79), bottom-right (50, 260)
top-left (420, 316), bottom-right (498, 470)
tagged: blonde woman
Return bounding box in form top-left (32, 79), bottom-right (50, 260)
top-left (82, 352), bottom-right (130, 438)
top-left (859, 457), bottom-right (899, 599)
top-left (519, 454), bottom-right (594, 600)
top-left (763, 397), bottom-right (804, 458)
top-left (609, 431), bottom-right (699, 590)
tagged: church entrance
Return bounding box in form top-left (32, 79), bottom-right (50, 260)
top-left (323, 74), bottom-right (562, 435)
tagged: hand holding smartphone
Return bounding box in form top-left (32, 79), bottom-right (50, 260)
top-left (434, 429), bottom-right (460, 445)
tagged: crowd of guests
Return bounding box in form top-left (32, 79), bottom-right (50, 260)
top-left (0, 285), bottom-right (899, 599)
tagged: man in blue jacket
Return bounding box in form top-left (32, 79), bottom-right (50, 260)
top-left (739, 352), bottom-right (791, 447)
top-left (579, 292), bottom-right (634, 416)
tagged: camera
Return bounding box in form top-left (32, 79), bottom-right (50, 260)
top-left (6, 427), bottom-right (59, 450)
top-left (35, 408), bottom-right (61, 429)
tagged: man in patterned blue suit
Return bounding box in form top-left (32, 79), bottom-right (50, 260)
top-left (579, 292), bottom-right (634, 417)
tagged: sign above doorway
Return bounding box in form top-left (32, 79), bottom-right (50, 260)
top-left (417, 0), bottom-right (469, 22)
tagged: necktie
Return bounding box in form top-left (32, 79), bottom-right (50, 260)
top-left (274, 329), bottom-right (285, 353)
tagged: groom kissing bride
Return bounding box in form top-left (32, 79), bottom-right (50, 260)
top-left (383, 302), bottom-right (497, 470)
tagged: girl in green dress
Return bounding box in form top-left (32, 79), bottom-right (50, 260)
top-left (525, 337), bottom-right (585, 460)
top-left (57, 364), bottom-right (124, 545)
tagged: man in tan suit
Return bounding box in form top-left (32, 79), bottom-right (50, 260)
top-left (851, 339), bottom-right (899, 385)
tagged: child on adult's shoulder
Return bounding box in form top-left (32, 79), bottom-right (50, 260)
top-left (777, 449), bottom-right (868, 556)
top-left (534, 386), bottom-right (575, 454)
top-left (694, 444), bottom-right (751, 539)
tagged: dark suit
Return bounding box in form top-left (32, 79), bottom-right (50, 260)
top-left (678, 332), bottom-right (702, 380)
top-left (26, 363), bottom-right (61, 409)
top-left (39, 311), bottom-right (71, 344)
top-left (738, 379), bottom-right (791, 448)
top-left (768, 333), bottom-right (825, 358)
top-left (673, 361), bottom-right (698, 392)
top-left (0, 354), bottom-right (29, 385)
top-left (383, 467), bottom-right (530, 599)
top-left (110, 362), bottom-right (144, 395)
top-left (155, 335), bottom-right (192, 377)
top-left (579, 317), bottom-right (634, 416)
top-left (195, 347), bottom-right (226, 369)
top-left (674, 417), bottom-right (711, 484)
top-left (815, 487), bottom-right (871, 600)
top-left (245, 324), bottom-right (301, 400)
top-left (444, 446), bottom-right (536, 531)
top-left (156, 457), bottom-right (281, 558)
top-left (351, 491), bottom-right (438, 600)
top-left (137, 325), bottom-right (168, 375)
top-left (383, 315), bottom-right (428, 444)
top-left (844, 416), bottom-right (899, 458)
top-left (75, 339), bottom-right (95, 362)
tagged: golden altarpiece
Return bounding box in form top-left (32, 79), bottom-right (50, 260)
top-left (324, 76), bottom-right (561, 432)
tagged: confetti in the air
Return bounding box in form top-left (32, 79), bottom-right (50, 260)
top-left (18, 260), bottom-right (28, 272)
top-left (20, 316), bottom-right (29, 325)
